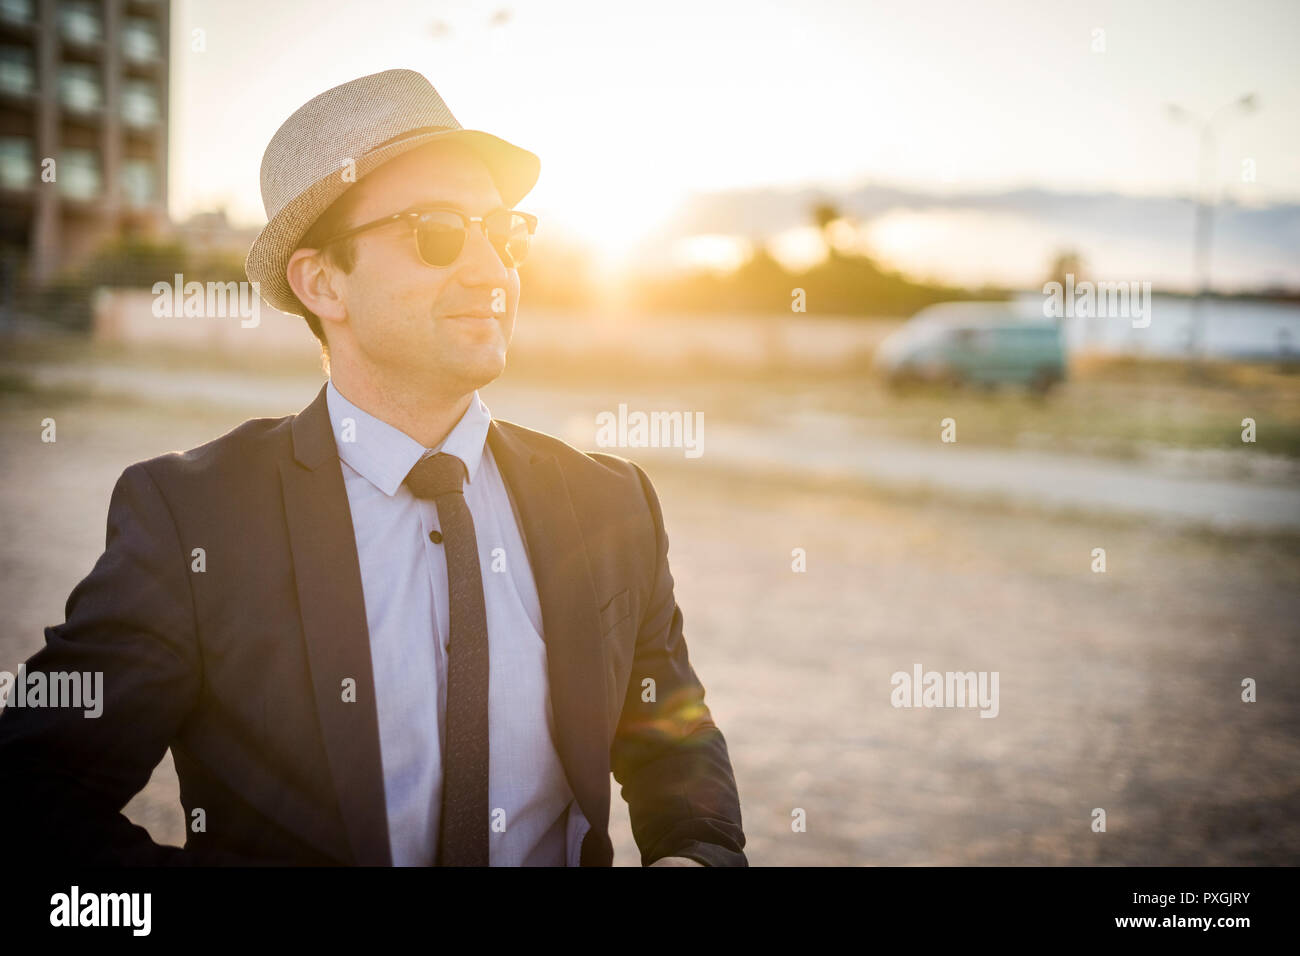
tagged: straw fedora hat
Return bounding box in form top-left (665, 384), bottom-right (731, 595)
top-left (245, 68), bottom-right (540, 316)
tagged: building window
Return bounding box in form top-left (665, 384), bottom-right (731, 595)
top-left (122, 17), bottom-right (161, 63)
top-left (122, 159), bottom-right (155, 206)
top-left (121, 79), bottom-right (160, 127)
top-left (0, 45), bottom-right (34, 97)
top-left (0, 0), bottom-right (34, 27)
top-left (58, 147), bottom-right (100, 199)
top-left (59, 62), bottom-right (103, 114)
top-left (0, 136), bottom-right (33, 190)
top-left (60, 1), bottom-right (103, 46)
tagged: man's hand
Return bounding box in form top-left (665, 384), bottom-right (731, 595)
top-left (649, 855), bottom-right (705, 866)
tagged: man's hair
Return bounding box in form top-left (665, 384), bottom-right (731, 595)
top-left (291, 191), bottom-right (361, 363)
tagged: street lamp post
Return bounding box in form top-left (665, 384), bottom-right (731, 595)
top-left (1165, 94), bottom-right (1257, 359)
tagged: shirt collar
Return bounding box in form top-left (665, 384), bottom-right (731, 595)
top-left (325, 379), bottom-right (493, 497)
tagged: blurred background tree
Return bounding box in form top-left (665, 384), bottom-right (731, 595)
top-left (1045, 248), bottom-right (1086, 288)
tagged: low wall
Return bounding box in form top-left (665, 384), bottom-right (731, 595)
top-left (93, 287), bottom-right (317, 356)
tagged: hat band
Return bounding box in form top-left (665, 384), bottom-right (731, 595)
top-left (363, 125), bottom-right (457, 156)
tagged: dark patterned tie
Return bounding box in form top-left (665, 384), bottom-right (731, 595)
top-left (404, 451), bottom-right (490, 866)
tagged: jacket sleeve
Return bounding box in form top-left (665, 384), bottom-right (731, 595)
top-left (0, 462), bottom-right (263, 865)
top-left (609, 462), bottom-right (747, 866)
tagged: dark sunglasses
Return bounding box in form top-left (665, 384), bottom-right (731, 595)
top-left (318, 204), bottom-right (538, 268)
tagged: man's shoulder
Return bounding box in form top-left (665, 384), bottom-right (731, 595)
top-left (492, 417), bottom-right (653, 499)
top-left (127, 410), bottom-right (296, 491)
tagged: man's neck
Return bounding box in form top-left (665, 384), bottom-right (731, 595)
top-left (330, 366), bottom-right (473, 450)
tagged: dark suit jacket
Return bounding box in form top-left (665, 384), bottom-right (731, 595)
top-left (0, 383), bottom-right (746, 866)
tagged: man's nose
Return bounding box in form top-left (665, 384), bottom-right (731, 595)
top-left (456, 221), bottom-right (511, 285)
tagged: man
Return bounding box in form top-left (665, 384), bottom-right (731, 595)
top-left (0, 69), bottom-right (746, 866)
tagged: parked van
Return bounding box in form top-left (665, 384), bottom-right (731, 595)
top-left (874, 303), bottom-right (1066, 394)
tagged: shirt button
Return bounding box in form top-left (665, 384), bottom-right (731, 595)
top-left (428, 529), bottom-right (443, 544)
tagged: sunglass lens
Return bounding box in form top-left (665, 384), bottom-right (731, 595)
top-left (487, 211), bottom-right (532, 267)
top-left (414, 211), bottom-right (467, 266)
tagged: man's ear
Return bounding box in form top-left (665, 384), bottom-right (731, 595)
top-left (286, 247), bottom-right (347, 322)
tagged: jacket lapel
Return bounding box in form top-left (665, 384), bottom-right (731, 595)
top-left (279, 382), bottom-right (392, 866)
top-left (487, 419), bottom-right (614, 864)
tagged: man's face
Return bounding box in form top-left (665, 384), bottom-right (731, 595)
top-left (324, 140), bottom-right (520, 397)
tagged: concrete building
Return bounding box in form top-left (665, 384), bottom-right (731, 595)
top-left (0, 0), bottom-right (170, 301)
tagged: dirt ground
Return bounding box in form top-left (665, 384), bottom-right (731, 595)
top-left (2, 385), bottom-right (1297, 865)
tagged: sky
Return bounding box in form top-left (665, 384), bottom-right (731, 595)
top-left (168, 0), bottom-right (1300, 285)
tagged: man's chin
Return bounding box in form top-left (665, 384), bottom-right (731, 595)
top-left (433, 350), bottom-right (507, 392)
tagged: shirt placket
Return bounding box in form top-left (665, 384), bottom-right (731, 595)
top-left (417, 495), bottom-right (451, 753)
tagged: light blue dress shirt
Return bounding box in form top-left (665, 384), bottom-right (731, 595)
top-left (325, 379), bottom-right (590, 866)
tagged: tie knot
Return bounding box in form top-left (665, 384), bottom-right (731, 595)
top-left (404, 452), bottom-right (466, 500)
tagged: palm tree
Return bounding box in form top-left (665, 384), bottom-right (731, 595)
top-left (1045, 249), bottom-right (1084, 289)
top-left (811, 201), bottom-right (843, 259)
